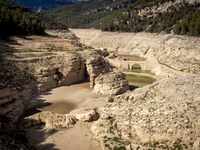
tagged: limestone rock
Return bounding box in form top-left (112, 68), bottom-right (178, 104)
top-left (91, 76), bottom-right (200, 149)
top-left (70, 108), bottom-right (99, 122)
top-left (24, 111), bottom-right (76, 129)
top-left (81, 50), bottom-right (113, 88)
top-left (93, 72), bottom-right (129, 95)
top-left (0, 52), bottom-right (86, 123)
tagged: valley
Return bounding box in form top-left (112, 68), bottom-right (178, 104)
top-left (1, 1), bottom-right (200, 150)
top-left (0, 29), bottom-right (199, 150)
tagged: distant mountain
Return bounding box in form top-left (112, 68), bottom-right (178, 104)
top-left (44, 0), bottom-right (200, 37)
top-left (15, 0), bottom-right (88, 11)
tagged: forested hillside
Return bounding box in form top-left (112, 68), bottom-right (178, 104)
top-left (44, 0), bottom-right (200, 36)
top-left (44, 0), bottom-right (134, 28)
top-left (0, 0), bottom-right (44, 36)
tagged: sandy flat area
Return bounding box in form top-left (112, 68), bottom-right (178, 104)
top-left (28, 82), bottom-right (105, 114)
top-left (27, 82), bottom-right (105, 150)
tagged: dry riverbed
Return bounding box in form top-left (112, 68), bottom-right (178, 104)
top-left (26, 82), bottom-right (105, 150)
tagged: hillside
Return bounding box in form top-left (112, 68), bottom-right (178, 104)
top-left (44, 0), bottom-right (200, 36)
top-left (0, 0), bottom-right (44, 36)
top-left (44, 0), bottom-right (134, 28)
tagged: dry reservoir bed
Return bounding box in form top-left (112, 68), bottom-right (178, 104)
top-left (26, 82), bottom-right (105, 150)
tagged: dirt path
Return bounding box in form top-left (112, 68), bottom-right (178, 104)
top-left (27, 82), bottom-right (105, 150)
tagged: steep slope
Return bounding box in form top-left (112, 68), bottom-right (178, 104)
top-left (45, 0), bottom-right (200, 36)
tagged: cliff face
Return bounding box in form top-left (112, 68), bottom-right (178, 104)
top-left (71, 29), bottom-right (200, 77)
top-left (0, 52), bottom-right (86, 122)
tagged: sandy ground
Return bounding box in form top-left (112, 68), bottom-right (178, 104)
top-left (27, 122), bottom-right (102, 150)
top-left (28, 82), bottom-right (105, 114)
top-left (27, 82), bottom-right (105, 150)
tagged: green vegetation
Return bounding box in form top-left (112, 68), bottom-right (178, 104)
top-left (43, 0), bottom-right (124, 29)
top-left (103, 2), bottom-right (200, 36)
top-left (44, 0), bottom-right (200, 36)
top-left (126, 74), bottom-right (156, 84)
top-left (0, 0), bottom-right (44, 36)
top-left (174, 9), bottom-right (200, 36)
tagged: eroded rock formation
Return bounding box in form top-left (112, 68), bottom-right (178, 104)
top-left (81, 50), bottom-right (113, 88)
top-left (93, 72), bottom-right (129, 95)
top-left (91, 76), bottom-right (200, 149)
top-left (24, 111), bottom-right (76, 129)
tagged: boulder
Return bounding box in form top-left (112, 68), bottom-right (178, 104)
top-left (24, 111), bottom-right (76, 129)
top-left (93, 72), bottom-right (129, 95)
top-left (70, 108), bottom-right (99, 122)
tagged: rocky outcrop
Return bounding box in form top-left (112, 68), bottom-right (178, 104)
top-left (81, 50), bottom-right (129, 95)
top-left (70, 108), bottom-right (99, 122)
top-left (14, 52), bottom-right (86, 93)
top-left (0, 52), bottom-right (86, 122)
top-left (24, 108), bottom-right (99, 129)
top-left (24, 111), bottom-right (76, 129)
top-left (93, 72), bottom-right (129, 95)
top-left (91, 76), bottom-right (200, 149)
top-left (81, 50), bottom-right (113, 88)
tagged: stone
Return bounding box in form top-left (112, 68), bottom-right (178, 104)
top-left (81, 50), bottom-right (113, 88)
top-left (24, 111), bottom-right (76, 129)
top-left (70, 108), bottom-right (99, 122)
top-left (93, 72), bottom-right (129, 95)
